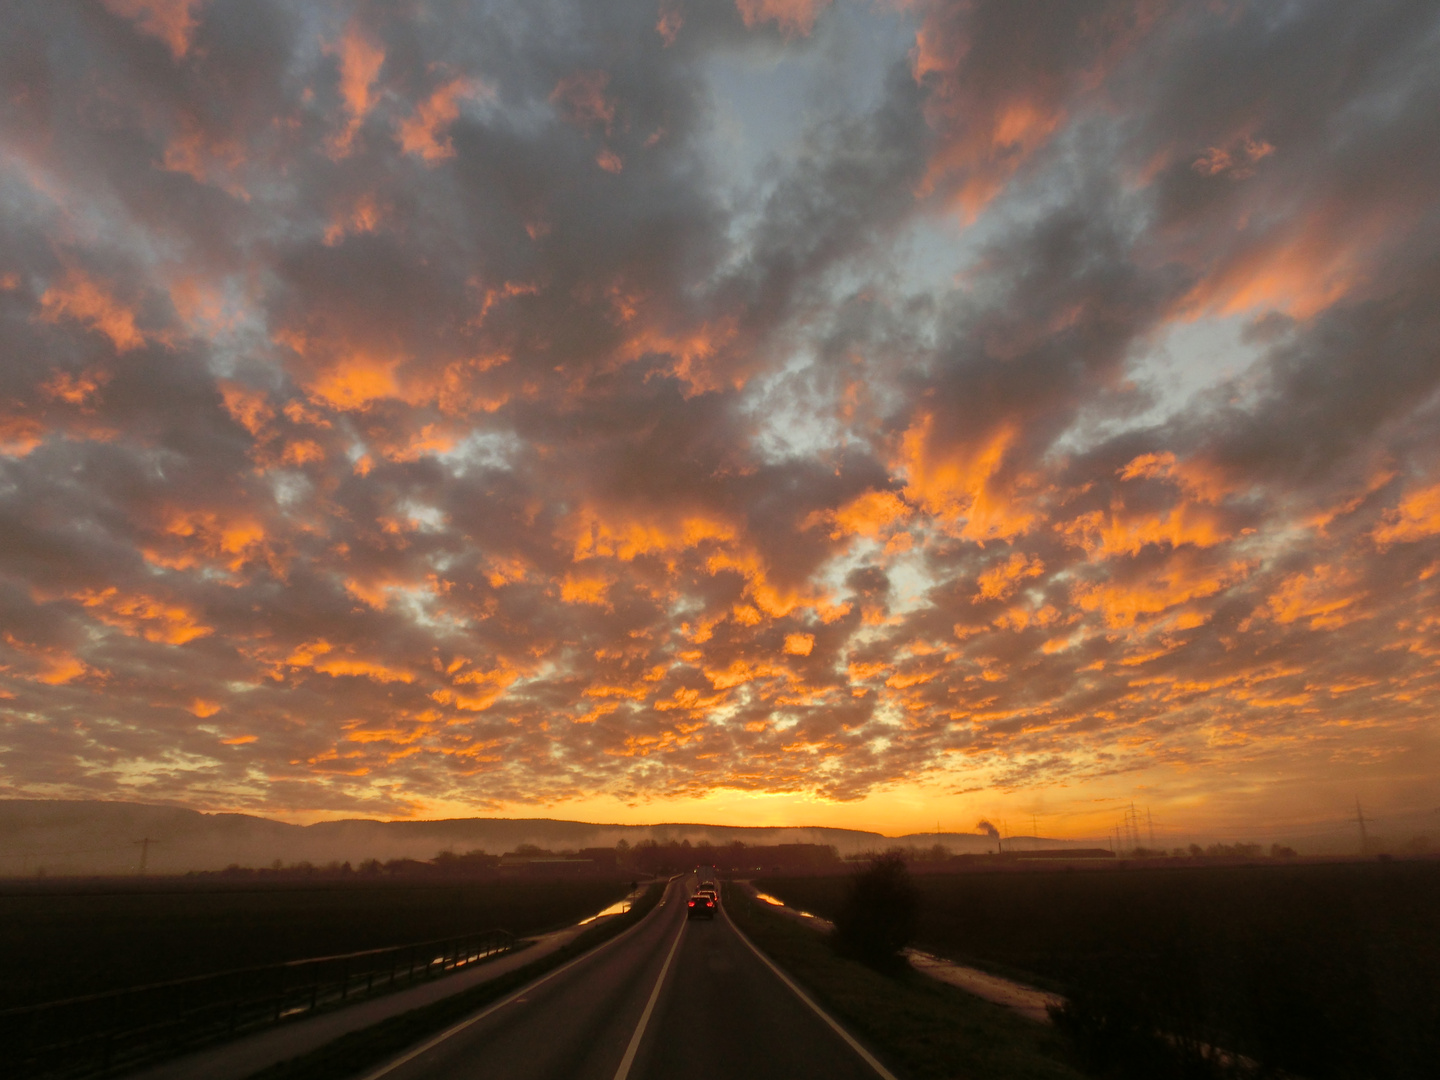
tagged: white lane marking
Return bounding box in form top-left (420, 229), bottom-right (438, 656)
top-left (722, 901), bottom-right (900, 1080)
top-left (611, 913), bottom-right (686, 1080)
top-left (357, 880), bottom-right (678, 1080)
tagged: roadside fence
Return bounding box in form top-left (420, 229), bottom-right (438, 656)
top-left (0, 928), bottom-right (515, 1079)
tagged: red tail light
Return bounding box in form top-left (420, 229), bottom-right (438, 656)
top-left (688, 900), bottom-right (695, 906)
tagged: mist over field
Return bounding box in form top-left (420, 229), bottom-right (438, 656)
top-left (0, 798), bottom-right (1082, 876)
top-left (4, 798), bottom-right (1430, 877)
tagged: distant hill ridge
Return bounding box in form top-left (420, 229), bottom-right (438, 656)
top-left (0, 799), bottom-right (1070, 876)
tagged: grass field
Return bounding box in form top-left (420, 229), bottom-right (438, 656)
top-left (0, 876), bottom-right (631, 1009)
top-left (757, 860), bottom-right (1440, 1080)
top-left (723, 883), bottom-right (1084, 1080)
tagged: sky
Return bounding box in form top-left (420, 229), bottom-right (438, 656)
top-left (1, 0), bottom-right (1438, 841)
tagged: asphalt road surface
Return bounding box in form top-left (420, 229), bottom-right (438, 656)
top-left (359, 874), bottom-right (889, 1080)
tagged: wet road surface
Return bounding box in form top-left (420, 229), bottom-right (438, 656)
top-left (360, 875), bottom-right (888, 1080)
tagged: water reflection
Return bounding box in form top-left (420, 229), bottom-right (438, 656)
top-left (754, 892), bottom-right (816, 918)
top-left (578, 898), bottom-right (631, 925)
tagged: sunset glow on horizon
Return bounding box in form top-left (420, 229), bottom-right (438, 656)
top-left (2, 0), bottom-right (1438, 841)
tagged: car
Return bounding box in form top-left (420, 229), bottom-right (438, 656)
top-left (687, 890), bottom-right (716, 919)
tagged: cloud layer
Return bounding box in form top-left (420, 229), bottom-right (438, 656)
top-left (1, 0), bottom-right (1437, 828)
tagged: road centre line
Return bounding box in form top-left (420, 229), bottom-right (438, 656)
top-left (611, 912), bottom-right (686, 1080)
top-left (721, 902), bottom-right (900, 1080)
top-left (356, 879), bottom-right (679, 1080)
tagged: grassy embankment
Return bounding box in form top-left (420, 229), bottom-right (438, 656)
top-left (723, 882), bottom-right (1084, 1080)
top-left (246, 882), bottom-right (665, 1080)
top-left (758, 861), bottom-right (1440, 1080)
top-left (0, 876), bottom-right (632, 1008)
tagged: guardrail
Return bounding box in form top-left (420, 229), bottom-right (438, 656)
top-left (0, 928), bottom-right (515, 1079)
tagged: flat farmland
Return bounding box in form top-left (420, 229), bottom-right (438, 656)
top-left (0, 876), bottom-right (630, 1010)
top-left (757, 860), bottom-right (1440, 1080)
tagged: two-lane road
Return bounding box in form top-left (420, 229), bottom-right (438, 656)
top-left (361, 875), bottom-right (888, 1080)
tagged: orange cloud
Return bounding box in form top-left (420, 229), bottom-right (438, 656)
top-left (734, 0), bottom-right (832, 37)
top-left (323, 194), bottom-right (383, 245)
top-left (146, 508), bottom-right (271, 574)
top-left (305, 351), bottom-right (402, 411)
top-left (550, 71), bottom-right (616, 134)
top-left (189, 698), bottom-right (221, 718)
top-left (918, 98), bottom-right (1065, 223)
top-left (440, 663), bottom-right (520, 711)
top-left (704, 657), bottom-right (792, 690)
top-left (618, 318), bottom-right (740, 396)
top-left (169, 276), bottom-right (239, 335)
top-left (160, 121), bottom-right (248, 200)
top-left (327, 25), bottom-right (386, 157)
top-left (1174, 206), bottom-right (1373, 322)
top-left (571, 508), bottom-right (736, 562)
top-left (39, 271), bottom-right (144, 352)
top-left (1192, 136), bottom-right (1275, 180)
top-left (783, 633), bottom-right (815, 656)
top-left (898, 414), bottom-right (1035, 542)
top-left (1261, 566), bottom-right (1367, 630)
top-left (218, 382), bottom-right (274, 436)
top-left (72, 587), bottom-right (212, 645)
top-left (35, 653), bottom-right (91, 685)
top-left (657, 2), bottom-right (683, 45)
top-left (1072, 557), bottom-right (1250, 629)
top-left (377, 423), bottom-right (458, 463)
top-left (974, 552), bottom-right (1044, 602)
top-left (0, 417), bottom-right (45, 457)
top-left (653, 685), bottom-right (728, 714)
top-left (1372, 483), bottom-right (1440, 547)
top-left (101, 0), bottom-right (203, 58)
top-left (1118, 452), bottom-right (1232, 504)
top-left (583, 682), bottom-right (649, 701)
top-left (399, 78), bottom-right (487, 162)
top-left (561, 574), bottom-right (612, 606)
top-left (1057, 504), bottom-right (1228, 560)
top-left (286, 640), bottom-right (413, 684)
top-left (810, 489), bottom-right (910, 541)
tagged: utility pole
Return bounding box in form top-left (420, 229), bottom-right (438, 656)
top-left (1354, 798), bottom-right (1370, 856)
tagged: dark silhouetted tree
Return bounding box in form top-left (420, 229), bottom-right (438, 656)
top-left (833, 849), bottom-right (919, 970)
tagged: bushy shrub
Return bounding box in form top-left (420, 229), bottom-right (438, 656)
top-left (832, 849), bottom-right (919, 970)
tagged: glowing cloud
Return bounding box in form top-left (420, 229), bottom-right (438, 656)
top-left (399, 78), bottom-right (489, 162)
top-left (101, 0), bottom-right (204, 59)
top-left (1372, 484), bottom-right (1440, 547)
top-left (327, 25), bottom-right (386, 157)
top-left (71, 588), bottom-right (213, 645)
top-left (39, 272), bottom-right (145, 352)
top-left (734, 0), bottom-right (832, 37)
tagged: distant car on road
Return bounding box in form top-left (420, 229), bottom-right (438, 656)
top-left (687, 891), bottom-right (716, 919)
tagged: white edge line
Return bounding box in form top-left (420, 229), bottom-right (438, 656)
top-left (722, 898), bottom-right (900, 1080)
top-left (357, 879), bottom-right (678, 1080)
top-left (611, 914), bottom-right (686, 1080)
